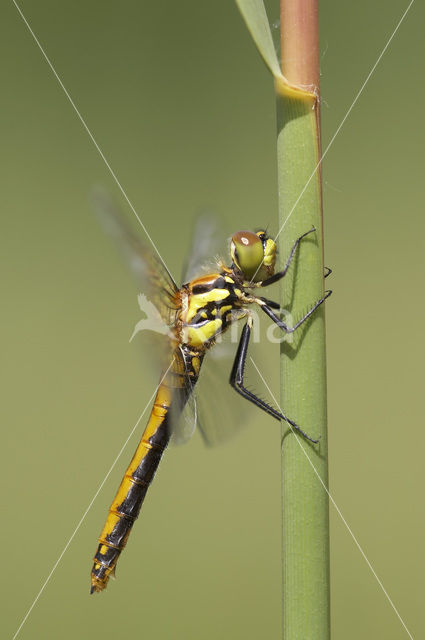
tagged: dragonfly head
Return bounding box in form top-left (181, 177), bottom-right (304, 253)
top-left (230, 230), bottom-right (276, 282)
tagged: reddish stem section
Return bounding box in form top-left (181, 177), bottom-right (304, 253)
top-left (280, 0), bottom-right (320, 93)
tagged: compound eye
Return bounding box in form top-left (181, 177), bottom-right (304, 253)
top-left (231, 230), bottom-right (264, 280)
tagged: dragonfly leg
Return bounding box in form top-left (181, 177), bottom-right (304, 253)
top-left (324, 266), bottom-right (332, 278)
top-left (257, 297), bottom-right (280, 310)
top-left (257, 290), bottom-right (332, 333)
top-left (258, 227), bottom-right (316, 287)
top-left (229, 316), bottom-right (319, 443)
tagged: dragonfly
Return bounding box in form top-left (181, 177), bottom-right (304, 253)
top-left (90, 198), bottom-right (331, 593)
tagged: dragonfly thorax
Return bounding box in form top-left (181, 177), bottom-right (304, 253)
top-left (178, 273), bottom-right (244, 350)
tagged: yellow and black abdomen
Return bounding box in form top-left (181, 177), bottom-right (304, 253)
top-left (90, 349), bottom-right (197, 593)
top-left (91, 271), bottom-right (241, 592)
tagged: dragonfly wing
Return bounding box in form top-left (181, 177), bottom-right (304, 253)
top-left (169, 348), bottom-right (199, 446)
top-left (168, 340), bottom-right (245, 448)
top-left (93, 188), bottom-right (179, 326)
top-left (181, 212), bottom-right (228, 284)
top-left (190, 328), bottom-right (253, 447)
top-left (172, 213), bottom-right (232, 445)
top-left (181, 216), bottom-right (254, 446)
top-left (94, 197), bottom-right (257, 447)
top-left (171, 392), bottom-right (199, 445)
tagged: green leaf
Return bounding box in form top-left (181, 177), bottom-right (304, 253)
top-left (235, 0), bottom-right (316, 101)
top-left (235, 0), bottom-right (282, 79)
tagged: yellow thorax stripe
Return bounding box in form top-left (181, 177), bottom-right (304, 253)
top-left (186, 288), bottom-right (230, 323)
top-left (184, 319), bottom-right (223, 348)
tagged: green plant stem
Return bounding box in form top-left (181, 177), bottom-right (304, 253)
top-left (234, 1), bottom-right (330, 636)
top-left (278, 2), bottom-right (330, 639)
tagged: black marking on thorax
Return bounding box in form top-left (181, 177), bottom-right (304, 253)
top-left (189, 273), bottom-right (244, 328)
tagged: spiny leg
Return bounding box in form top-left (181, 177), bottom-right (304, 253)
top-left (229, 317), bottom-right (319, 443)
top-left (258, 227), bottom-right (316, 287)
top-left (257, 297), bottom-right (288, 319)
top-left (258, 297), bottom-right (281, 310)
top-left (257, 290), bottom-right (331, 333)
top-left (259, 262), bottom-right (331, 309)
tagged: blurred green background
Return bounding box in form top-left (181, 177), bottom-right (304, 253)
top-left (2, 1), bottom-right (424, 638)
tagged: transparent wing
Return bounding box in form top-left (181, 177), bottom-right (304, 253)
top-left (169, 348), bottom-right (200, 446)
top-left (194, 307), bottom-right (281, 447)
top-left (182, 214), bottom-right (262, 446)
top-left (92, 188), bottom-right (179, 326)
top-left (93, 189), bottom-right (202, 445)
top-left (173, 323), bottom-right (279, 449)
top-left (171, 392), bottom-right (199, 446)
top-left (181, 212), bottom-right (228, 284)
top-left (180, 213), bottom-right (250, 446)
top-left (193, 328), bottom-right (251, 447)
top-left (171, 351), bottom-right (244, 449)
top-left (94, 196), bottom-right (268, 448)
